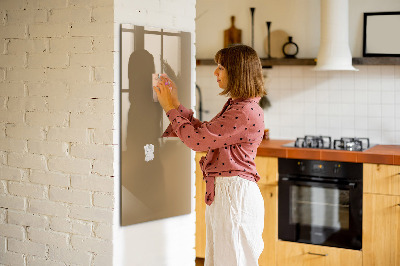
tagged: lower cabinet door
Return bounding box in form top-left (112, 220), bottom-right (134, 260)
top-left (195, 152), bottom-right (207, 258)
top-left (363, 193), bottom-right (400, 266)
top-left (259, 185), bottom-right (278, 266)
top-left (277, 241), bottom-right (362, 266)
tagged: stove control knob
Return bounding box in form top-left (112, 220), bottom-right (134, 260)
top-left (297, 161), bottom-right (305, 171)
top-left (334, 164), bottom-right (341, 174)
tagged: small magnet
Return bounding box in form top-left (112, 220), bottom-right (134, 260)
top-left (144, 144), bottom-right (154, 162)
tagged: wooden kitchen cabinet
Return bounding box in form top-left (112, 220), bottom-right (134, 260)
top-left (364, 163), bottom-right (400, 196)
top-left (259, 184), bottom-right (278, 266)
top-left (363, 163), bottom-right (400, 266)
top-left (363, 193), bottom-right (400, 266)
top-left (276, 240), bottom-right (362, 266)
top-left (195, 153), bottom-right (278, 265)
top-left (195, 151), bottom-right (207, 258)
top-left (255, 156), bottom-right (278, 186)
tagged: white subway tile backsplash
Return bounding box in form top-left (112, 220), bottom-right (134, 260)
top-left (368, 117), bottom-right (382, 131)
top-left (196, 65), bottom-right (400, 144)
top-left (315, 77), bottom-right (329, 90)
top-left (329, 116), bottom-right (342, 129)
top-left (395, 66), bottom-right (400, 78)
top-left (382, 117), bottom-right (396, 131)
top-left (315, 70), bottom-right (329, 79)
top-left (291, 77), bottom-right (304, 90)
top-left (280, 114), bottom-right (292, 127)
top-left (341, 89), bottom-right (355, 104)
top-left (316, 89), bottom-right (329, 103)
top-left (341, 128), bottom-right (355, 137)
top-left (382, 105), bottom-right (395, 118)
top-left (367, 91), bottom-right (381, 104)
top-left (328, 74), bottom-right (341, 89)
top-left (354, 73), bottom-right (368, 91)
top-left (367, 77), bottom-right (381, 91)
top-left (303, 89), bottom-right (316, 103)
top-left (382, 91), bottom-right (395, 104)
top-left (368, 130), bottom-right (382, 143)
top-left (279, 77), bottom-right (291, 89)
top-left (367, 104), bottom-right (382, 118)
top-left (355, 116), bottom-right (368, 130)
top-left (382, 131), bottom-right (396, 144)
top-left (396, 105), bottom-right (400, 117)
top-left (355, 128), bottom-right (368, 138)
top-left (341, 104), bottom-right (355, 116)
top-left (316, 103), bottom-right (329, 116)
top-left (277, 66), bottom-right (292, 78)
top-left (292, 114), bottom-right (305, 128)
top-left (367, 66), bottom-right (381, 77)
top-left (381, 66), bottom-right (395, 77)
top-left (382, 78), bottom-right (395, 91)
top-left (329, 89), bottom-right (342, 103)
top-left (341, 71), bottom-right (355, 81)
top-left (292, 92), bottom-right (304, 103)
top-left (355, 104), bottom-right (368, 117)
top-left (291, 67), bottom-right (304, 78)
top-left (304, 102), bottom-right (316, 115)
top-left (316, 115), bottom-right (330, 128)
top-left (304, 126), bottom-right (317, 136)
top-left (342, 117), bottom-right (355, 129)
top-left (355, 89), bottom-right (368, 104)
top-left (303, 67), bottom-right (316, 78)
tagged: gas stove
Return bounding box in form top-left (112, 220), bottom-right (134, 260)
top-left (282, 135), bottom-right (374, 151)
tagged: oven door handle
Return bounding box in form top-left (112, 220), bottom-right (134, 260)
top-left (280, 177), bottom-right (357, 189)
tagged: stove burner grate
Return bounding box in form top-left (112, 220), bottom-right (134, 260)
top-left (295, 135), bottom-right (332, 149)
top-left (333, 137), bottom-right (370, 151)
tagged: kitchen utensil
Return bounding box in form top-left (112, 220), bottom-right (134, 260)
top-left (224, 16), bottom-right (242, 48)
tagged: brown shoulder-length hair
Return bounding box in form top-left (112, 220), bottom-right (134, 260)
top-left (214, 44), bottom-right (267, 99)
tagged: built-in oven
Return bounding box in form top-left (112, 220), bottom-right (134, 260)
top-left (278, 158), bottom-right (363, 250)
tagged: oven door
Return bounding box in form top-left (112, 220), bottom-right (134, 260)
top-left (278, 176), bottom-right (362, 250)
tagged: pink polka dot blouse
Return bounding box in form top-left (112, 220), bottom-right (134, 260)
top-left (162, 97), bottom-right (265, 206)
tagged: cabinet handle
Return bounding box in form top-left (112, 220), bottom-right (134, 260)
top-left (307, 252), bottom-right (328, 256)
top-left (397, 204), bottom-right (400, 207)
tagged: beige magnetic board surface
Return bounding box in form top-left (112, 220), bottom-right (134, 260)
top-left (120, 25), bottom-right (192, 226)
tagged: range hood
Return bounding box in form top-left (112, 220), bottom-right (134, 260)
top-left (314, 0), bottom-right (358, 71)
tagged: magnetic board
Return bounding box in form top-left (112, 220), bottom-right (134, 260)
top-left (120, 24), bottom-right (192, 226)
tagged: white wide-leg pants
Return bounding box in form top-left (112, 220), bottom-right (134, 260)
top-left (205, 176), bottom-right (265, 266)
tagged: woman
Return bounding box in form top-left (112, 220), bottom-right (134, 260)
top-left (153, 44), bottom-right (267, 266)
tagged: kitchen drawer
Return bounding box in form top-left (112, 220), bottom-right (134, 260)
top-left (255, 156), bottom-right (278, 186)
top-left (276, 240), bottom-right (362, 266)
top-left (364, 164), bottom-right (400, 196)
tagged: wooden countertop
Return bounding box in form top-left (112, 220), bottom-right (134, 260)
top-left (256, 139), bottom-right (400, 165)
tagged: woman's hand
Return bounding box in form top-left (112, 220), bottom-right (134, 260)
top-left (153, 76), bottom-right (175, 113)
top-left (168, 78), bottom-right (180, 108)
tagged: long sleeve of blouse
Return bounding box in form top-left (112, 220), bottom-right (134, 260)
top-left (163, 104), bottom-right (249, 152)
top-left (161, 104), bottom-right (202, 138)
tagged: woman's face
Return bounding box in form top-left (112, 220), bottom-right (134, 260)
top-left (214, 64), bottom-right (228, 89)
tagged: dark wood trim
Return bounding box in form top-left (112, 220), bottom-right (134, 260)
top-left (352, 57), bottom-right (400, 65)
top-left (196, 57), bottom-right (400, 67)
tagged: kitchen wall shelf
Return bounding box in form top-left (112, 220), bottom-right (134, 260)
top-left (196, 57), bottom-right (400, 67)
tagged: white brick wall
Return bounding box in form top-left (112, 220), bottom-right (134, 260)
top-left (0, 0), bottom-right (115, 265)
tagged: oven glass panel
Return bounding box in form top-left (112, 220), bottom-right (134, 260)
top-left (290, 186), bottom-right (350, 232)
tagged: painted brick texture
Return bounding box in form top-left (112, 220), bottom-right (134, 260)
top-left (0, 0), bottom-right (115, 265)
